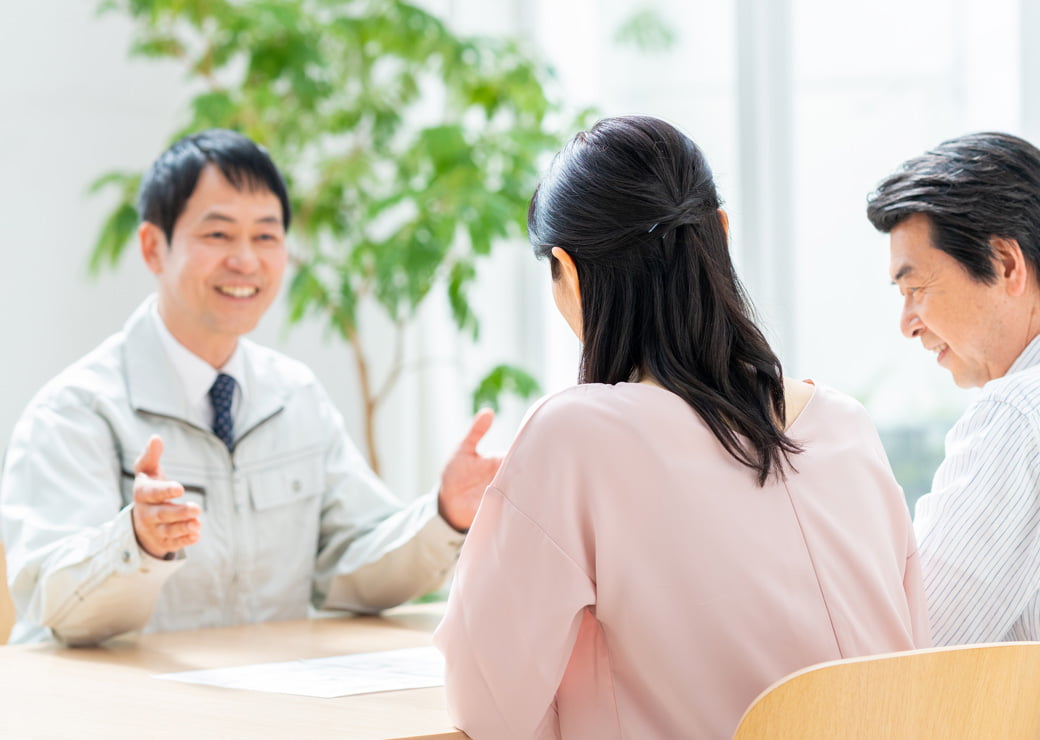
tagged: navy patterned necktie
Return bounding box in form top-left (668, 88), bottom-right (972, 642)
top-left (209, 373), bottom-right (236, 450)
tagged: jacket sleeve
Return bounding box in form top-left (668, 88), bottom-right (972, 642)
top-left (1, 395), bottom-right (182, 645)
top-left (311, 391), bottom-right (464, 612)
top-left (434, 486), bottom-right (596, 740)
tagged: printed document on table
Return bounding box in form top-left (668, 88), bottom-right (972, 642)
top-left (154, 646), bottom-right (444, 698)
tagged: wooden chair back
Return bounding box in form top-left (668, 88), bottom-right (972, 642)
top-left (0, 542), bottom-right (14, 644)
top-left (732, 642), bottom-right (1040, 739)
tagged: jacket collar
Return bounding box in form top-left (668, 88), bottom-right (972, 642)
top-left (123, 296), bottom-right (289, 437)
top-left (235, 337), bottom-right (292, 438)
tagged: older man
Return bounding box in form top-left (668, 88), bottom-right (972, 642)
top-left (1, 129), bottom-right (497, 645)
top-left (867, 131), bottom-right (1040, 644)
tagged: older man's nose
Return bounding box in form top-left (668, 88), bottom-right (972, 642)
top-left (900, 302), bottom-right (922, 338)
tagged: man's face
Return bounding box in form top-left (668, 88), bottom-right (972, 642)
top-left (142, 164), bottom-right (287, 367)
top-left (889, 213), bottom-right (1017, 388)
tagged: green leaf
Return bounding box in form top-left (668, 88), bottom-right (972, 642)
top-left (89, 202), bottom-right (139, 274)
top-left (286, 261), bottom-right (330, 323)
top-left (335, 270), bottom-right (359, 333)
top-left (130, 35), bottom-right (186, 58)
top-left (420, 124), bottom-right (469, 173)
top-left (613, 8), bottom-right (678, 53)
top-left (86, 170), bottom-right (137, 195)
top-left (471, 364), bottom-right (541, 413)
top-left (447, 260), bottom-right (478, 339)
top-left (190, 90), bottom-right (237, 128)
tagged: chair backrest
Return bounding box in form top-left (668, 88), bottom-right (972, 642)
top-left (0, 542), bottom-right (14, 644)
top-left (732, 642), bottom-right (1040, 739)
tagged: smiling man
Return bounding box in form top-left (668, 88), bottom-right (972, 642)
top-left (0, 130), bottom-right (498, 645)
top-left (867, 131), bottom-right (1040, 645)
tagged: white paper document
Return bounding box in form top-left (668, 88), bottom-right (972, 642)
top-left (154, 646), bottom-right (445, 698)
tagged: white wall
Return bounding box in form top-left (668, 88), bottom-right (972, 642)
top-left (0, 2), bottom-right (181, 457)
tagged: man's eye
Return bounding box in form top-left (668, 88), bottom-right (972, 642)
top-left (206, 231), bottom-right (229, 240)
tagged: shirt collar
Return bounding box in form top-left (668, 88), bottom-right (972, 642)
top-left (1006, 333), bottom-right (1040, 376)
top-left (150, 303), bottom-right (247, 410)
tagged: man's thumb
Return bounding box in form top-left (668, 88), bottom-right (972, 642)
top-left (134, 435), bottom-right (164, 477)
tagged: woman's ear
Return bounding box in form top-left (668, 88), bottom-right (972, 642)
top-left (717, 208), bottom-right (729, 236)
top-left (550, 246), bottom-right (583, 340)
top-left (551, 247), bottom-right (580, 292)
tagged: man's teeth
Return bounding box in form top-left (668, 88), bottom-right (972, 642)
top-left (218, 286), bottom-right (258, 298)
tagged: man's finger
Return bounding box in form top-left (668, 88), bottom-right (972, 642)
top-left (133, 476), bottom-right (185, 505)
top-left (456, 408), bottom-right (495, 455)
top-left (159, 519), bottom-right (201, 538)
top-left (153, 503), bottom-right (201, 524)
top-left (166, 532), bottom-right (201, 551)
top-left (134, 435), bottom-right (164, 477)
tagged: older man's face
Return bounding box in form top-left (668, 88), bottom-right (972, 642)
top-left (889, 213), bottom-right (1022, 388)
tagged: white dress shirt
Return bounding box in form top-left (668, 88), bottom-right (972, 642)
top-left (915, 333), bottom-right (1040, 644)
top-left (151, 303), bottom-right (245, 431)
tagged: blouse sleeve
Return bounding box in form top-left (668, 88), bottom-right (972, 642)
top-left (433, 485), bottom-right (596, 740)
top-left (904, 537), bottom-right (932, 647)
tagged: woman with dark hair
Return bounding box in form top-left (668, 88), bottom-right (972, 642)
top-left (434, 116), bottom-right (928, 739)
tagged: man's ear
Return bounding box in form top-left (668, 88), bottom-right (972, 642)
top-left (992, 236), bottom-right (1030, 297)
top-left (139, 222), bottom-right (165, 276)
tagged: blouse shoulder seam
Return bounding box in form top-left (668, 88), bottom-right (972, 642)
top-left (486, 484), bottom-right (595, 584)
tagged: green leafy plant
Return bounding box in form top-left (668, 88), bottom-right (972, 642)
top-left (613, 7), bottom-right (677, 53)
top-left (90, 0), bottom-right (582, 473)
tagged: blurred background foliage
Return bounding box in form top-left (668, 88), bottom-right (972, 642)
top-left (89, 0), bottom-right (587, 473)
top-left (613, 7), bottom-right (677, 53)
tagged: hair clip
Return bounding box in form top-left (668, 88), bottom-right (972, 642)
top-left (648, 223), bottom-right (659, 233)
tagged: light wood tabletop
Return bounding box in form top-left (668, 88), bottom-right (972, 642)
top-left (0, 603), bottom-right (469, 740)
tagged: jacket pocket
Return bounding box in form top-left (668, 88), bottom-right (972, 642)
top-left (243, 449), bottom-right (324, 610)
top-left (246, 449), bottom-right (323, 511)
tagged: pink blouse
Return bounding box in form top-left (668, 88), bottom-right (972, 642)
top-left (434, 382), bottom-right (929, 739)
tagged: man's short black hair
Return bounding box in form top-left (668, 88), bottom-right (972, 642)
top-left (137, 129), bottom-right (292, 243)
top-left (866, 131), bottom-right (1040, 284)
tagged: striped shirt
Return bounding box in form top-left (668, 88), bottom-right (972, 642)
top-left (915, 334), bottom-right (1040, 645)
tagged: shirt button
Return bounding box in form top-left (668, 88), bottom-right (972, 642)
top-left (121, 550), bottom-right (131, 563)
top-left (292, 479), bottom-right (302, 492)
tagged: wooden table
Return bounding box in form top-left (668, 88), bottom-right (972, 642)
top-left (0, 604), bottom-right (469, 739)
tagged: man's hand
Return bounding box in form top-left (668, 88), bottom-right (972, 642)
top-left (131, 435), bottom-right (201, 559)
top-left (438, 409), bottom-right (502, 532)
